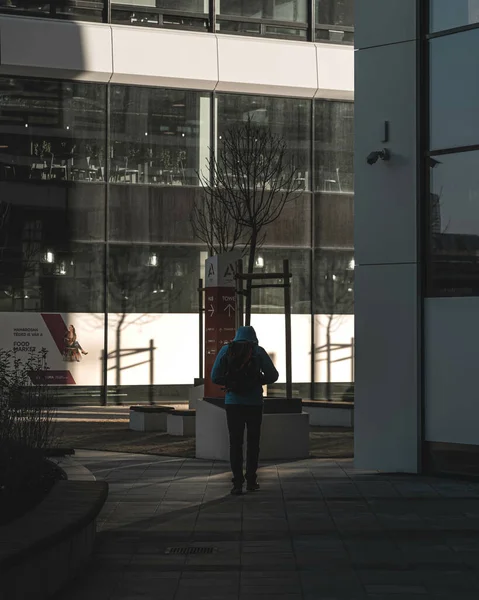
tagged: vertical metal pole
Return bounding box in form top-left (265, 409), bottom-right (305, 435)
top-left (308, 0), bottom-right (315, 42)
top-left (351, 336), bottom-right (355, 382)
top-left (310, 98), bottom-right (316, 401)
top-left (209, 0), bottom-right (216, 33)
top-left (198, 278), bottom-right (204, 380)
top-left (149, 338), bottom-right (154, 405)
top-left (236, 259), bottom-right (244, 329)
top-left (102, 83), bottom-right (110, 406)
top-left (283, 259), bottom-right (293, 400)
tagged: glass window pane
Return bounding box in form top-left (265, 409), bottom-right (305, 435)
top-left (430, 30), bottom-right (479, 150)
top-left (430, 0), bottom-right (479, 33)
top-left (217, 0), bottom-right (308, 22)
top-left (217, 94), bottom-right (311, 190)
top-left (0, 77), bottom-right (106, 183)
top-left (0, 181), bottom-right (105, 243)
top-left (313, 248), bottom-right (354, 399)
top-left (0, 0), bottom-right (103, 21)
top-left (263, 193), bottom-right (312, 247)
top-left (0, 238), bottom-right (104, 313)
top-left (250, 248), bottom-right (311, 314)
top-left (110, 86), bottom-right (210, 186)
top-left (111, 0), bottom-right (206, 8)
top-left (315, 0), bottom-right (354, 27)
top-left (314, 100), bottom-right (354, 193)
top-left (109, 185), bottom-right (201, 244)
top-left (429, 152), bottom-right (479, 297)
top-left (108, 245), bottom-right (202, 313)
top-left (314, 192), bottom-right (354, 249)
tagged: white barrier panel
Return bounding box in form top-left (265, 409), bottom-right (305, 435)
top-left (195, 399), bottom-right (310, 461)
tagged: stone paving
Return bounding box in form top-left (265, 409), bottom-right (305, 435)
top-left (54, 450), bottom-right (479, 600)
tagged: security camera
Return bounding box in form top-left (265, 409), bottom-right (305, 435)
top-left (366, 148), bottom-right (391, 165)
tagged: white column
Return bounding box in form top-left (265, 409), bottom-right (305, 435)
top-left (354, 0), bottom-right (421, 473)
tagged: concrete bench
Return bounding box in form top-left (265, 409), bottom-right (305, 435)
top-left (129, 405), bottom-right (175, 432)
top-left (167, 409), bottom-right (196, 436)
top-left (302, 401), bottom-right (354, 428)
top-left (195, 399), bottom-right (309, 461)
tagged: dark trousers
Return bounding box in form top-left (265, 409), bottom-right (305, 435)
top-left (225, 404), bottom-right (263, 486)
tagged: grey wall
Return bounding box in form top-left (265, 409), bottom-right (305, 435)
top-left (354, 0), bottom-right (421, 472)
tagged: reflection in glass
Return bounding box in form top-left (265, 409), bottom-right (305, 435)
top-left (110, 86), bottom-right (210, 186)
top-left (0, 0), bottom-right (103, 21)
top-left (217, 94), bottom-right (311, 190)
top-left (109, 185), bottom-right (201, 243)
top-left (250, 249), bottom-right (311, 314)
top-left (0, 238), bottom-right (104, 313)
top-left (108, 245), bottom-right (203, 313)
top-left (315, 0), bottom-right (354, 27)
top-left (430, 30), bottom-right (479, 150)
top-left (217, 0), bottom-right (307, 22)
top-left (0, 181), bottom-right (105, 243)
top-left (430, 0), bottom-right (479, 33)
top-left (314, 193), bottom-right (354, 249)
top-left (112, 0), bottom-right (207, 8)
top-left (313, 248), bottom-right (354, 398)
top-left (0, 78), bottom-right (106, 183)
top-left (429, 152), bottom-right (479, 296)
top-left (314, 100), bottom-right (354, 193)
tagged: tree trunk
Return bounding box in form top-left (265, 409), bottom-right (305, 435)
top-left (245, 228), bottom-right (258, 326)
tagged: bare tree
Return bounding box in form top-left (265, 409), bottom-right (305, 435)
top-left (193, 117), bottom-right (301, 325)
top-left (315, 251), bottom-right (354, 401)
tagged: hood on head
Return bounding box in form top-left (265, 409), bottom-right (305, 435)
top-left (234, 326), bottom-right (258, 344)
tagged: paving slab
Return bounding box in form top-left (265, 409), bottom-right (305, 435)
top-left (52, 450), bottom-right (479, 600)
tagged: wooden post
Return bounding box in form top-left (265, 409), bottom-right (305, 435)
top-left (100, 349), bottom-right (106, 406)
top-left (198, 278), bottom-right (204, 380)
top-left (283, 259), bottom-right (293, 400)
top-left (149, 338), bottom-right (154, 405)
top-left (236, 259), bottom-right (244, 330)
top-left (351, 336), bottom-right (355, 382)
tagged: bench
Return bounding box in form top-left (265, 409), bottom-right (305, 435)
top-left (167, 409), bottom-right (196, 436)
top-left (129, 405), bottom-right (175, 432)
top-left (302, 401), bottom-right (354, 427)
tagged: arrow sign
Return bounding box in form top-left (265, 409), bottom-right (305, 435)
top-left (224, 303), bottom-right (235, 317)
top-left (208, 304), bottom-right (215, 317)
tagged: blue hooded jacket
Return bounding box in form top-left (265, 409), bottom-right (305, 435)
top-left (211, 326), bottom-right (279, 405)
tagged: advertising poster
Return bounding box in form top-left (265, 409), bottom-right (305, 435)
top-left (0, 313), bottom-right (104, 385)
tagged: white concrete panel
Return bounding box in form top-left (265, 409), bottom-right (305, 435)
top-left (303, 405), bottom-right (353, 427)
top-left (216, 35), bottom-right (318, 98)
top-left (314, 43), bottom-right (354, 100)
top-left (354, 263), bottom-right (419, 473)
top-left (425, 297), bottom-right (479, 446)
top-left (196, 400), bottom-right (310, 461)
top-left (0, 17), bottom-right (112, 82)
top-left (354, 40), bottom-right (417, 266)
top-left (355, 0), bottom-right (418, 50)
top-left (111, 26), bottom-right (218, 90)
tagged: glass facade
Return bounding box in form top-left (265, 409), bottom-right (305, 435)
top-left (0, 74), bottom-right (354, 403)
top-left (427, 14), bottom-right (479, 297)
top-left (1, 0), bottom-right (354, 43)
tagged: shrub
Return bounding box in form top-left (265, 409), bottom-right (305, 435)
top-left (0, 348), bottom-right (58, 523)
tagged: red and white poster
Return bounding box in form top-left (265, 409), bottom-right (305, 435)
top-left (0, 312), bottom-right (104, 385)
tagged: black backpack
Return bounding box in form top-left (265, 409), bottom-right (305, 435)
top-left (223, 341), bottom-right (261, 393)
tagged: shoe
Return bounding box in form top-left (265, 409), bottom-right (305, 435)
top-left (246, 481), bottom-right (260, 492)
top-left (230, 486), bottom-right (243, 496)
top-left (82, 351), bottom-right (88, 355)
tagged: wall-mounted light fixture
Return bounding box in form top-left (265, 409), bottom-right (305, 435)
top-left (367, 148), bottom-right (391, 165)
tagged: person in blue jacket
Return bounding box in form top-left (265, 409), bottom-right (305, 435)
top-left (211, 325), bottom-right (279, 495)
